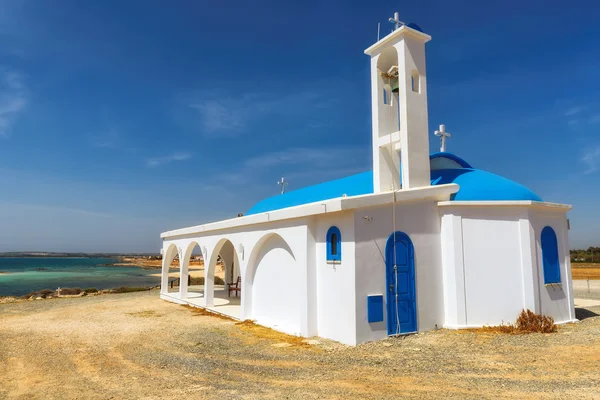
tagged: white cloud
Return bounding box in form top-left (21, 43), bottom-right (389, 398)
top-left (589, 114), bottom-right (600, 124)
top-left (565, 106), bottom-right (583, 117)
top-left (244, 147), bottom-right (365, 169)
top-left (146, 152), bottom-right (191, 167)
top-left (582, 146), bottom-right (600, 174)
top-left (188, 89), bottom-right (336, 137)
top-left (0, 69), bottom-right (27, 138)
top-left (189, 100), bottom-right (245, 134)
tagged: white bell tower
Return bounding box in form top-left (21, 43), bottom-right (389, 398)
top-left (364, 14), bottom-right (432, 192)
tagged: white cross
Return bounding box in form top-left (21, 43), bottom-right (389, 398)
top-left (388, 12), bottom-right (405, 31)
top-left (434, 124), bottom-right (451, 152)
top-left (277, 177), bottom-right (288, 194)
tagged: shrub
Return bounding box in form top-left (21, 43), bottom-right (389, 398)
top-left (479, 309), bottom-right (557, 334)
top-left (60, 287), bottom-right (83, 296)
top-left (111, 286), bottom-right (151, 294)
top-left (84, 288), bottom-right (98, 294)
top-left (21, 289), bottom-right (55, 299)
top-left (515, 309), bottom-right (557, 333)
top-left (189, 277), bottom-right (204, 285)
top-left (189, 276), bottom-right (225, 285)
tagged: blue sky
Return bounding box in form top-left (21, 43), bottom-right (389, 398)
top-left (0, 0), bottom-right (599, 252)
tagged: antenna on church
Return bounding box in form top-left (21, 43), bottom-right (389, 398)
top-left (277, 177), bottom-right (288, 194)
top-left (377, 22), bottom-right (381, 41)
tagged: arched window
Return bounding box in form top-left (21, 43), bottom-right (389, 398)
top-left (326, 226), bottom-right (342, 262)
top-left (541, 226), bottom-right (561, 284)
top-left (411, 71), bottom-right (420, 93)
top-left (383, 88), bottom-right (388, 105)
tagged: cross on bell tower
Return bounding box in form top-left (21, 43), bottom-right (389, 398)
top-left (388, 12), bottom-right (405, 31)
top-left (434, 124), bottom-right (451, 152)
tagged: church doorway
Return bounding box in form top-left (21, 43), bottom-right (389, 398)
top-left (385, 231), bottom-right (417, 335)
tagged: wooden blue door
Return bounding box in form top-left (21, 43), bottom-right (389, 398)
top-left (385, 232), bottom-right (417, 335)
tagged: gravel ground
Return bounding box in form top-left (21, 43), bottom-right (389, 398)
top-left (1, 290), bottom-right (600, 400)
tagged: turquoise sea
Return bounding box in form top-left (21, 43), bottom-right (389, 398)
top-left (0, 257), bottom-right (161, 297)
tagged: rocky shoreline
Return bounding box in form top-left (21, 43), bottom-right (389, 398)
top-left (0, 286), bottom-right (158, 304)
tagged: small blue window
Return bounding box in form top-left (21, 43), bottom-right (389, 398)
top-left (541, 226), bottom-right (561, 284)
top-left (326, 226), bottom-right (342, 262)
top-left (383, 88), bottom-right (388, 105)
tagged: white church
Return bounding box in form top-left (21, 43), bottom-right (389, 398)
top-left (160, 15), bottom-right (576, 345)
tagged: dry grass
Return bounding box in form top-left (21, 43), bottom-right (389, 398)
top-left (110, 286), bottom-right (152, 294)
top-left (572, 266), bottom-right (600, 280)
top-left (475, 309), bottom-right (557, 334)
top-left (182, 304), bottom-right (235, 321)
top-left (235, 319), bottom-right (311, 347)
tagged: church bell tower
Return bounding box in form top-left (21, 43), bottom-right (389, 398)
top-left (364, 13), bottom-right (432, 192)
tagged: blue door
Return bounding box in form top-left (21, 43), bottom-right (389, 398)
top-left (385, 232), bottom-right (417, 335)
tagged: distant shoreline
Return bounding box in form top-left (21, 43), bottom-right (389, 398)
top-left (0, 253), bottom-right (159, 259)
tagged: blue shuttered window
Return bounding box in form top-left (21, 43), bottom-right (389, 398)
top-left (326, 226), bottom-right (342, 262)
top-left (541, 226), bottom-right (561, 284)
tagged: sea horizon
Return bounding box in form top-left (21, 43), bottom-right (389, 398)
top-left (0, 257), bottom-right (161, 297)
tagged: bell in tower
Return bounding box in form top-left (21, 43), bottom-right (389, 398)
top-left (382, 66), bottom-right (400, 93)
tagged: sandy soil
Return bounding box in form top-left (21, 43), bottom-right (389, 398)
top-left (1, 291), bottom-right (600, 399)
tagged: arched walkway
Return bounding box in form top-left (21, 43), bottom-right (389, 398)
top-left (199, 238), bottom-right (242, 318)
top-left (178, 241), bottom-right (206, 301)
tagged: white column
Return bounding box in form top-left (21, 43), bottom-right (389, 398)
top-left (179, 249), bottom-right (189, 299)
top-left (441, 213), bottom-right (467, 328)
top-left (518, 218), bottom-right (539, 313)
top-left (239, 258), bottom-right (249, 321)
top-left (560, 217), bottom-right (576, 321)
top-left (204, 249), bottom-right (214, 307)
top-left (160, 256), bottom-right (169, 295)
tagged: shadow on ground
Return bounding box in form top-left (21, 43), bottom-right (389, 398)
top-left (575, 306), bottom-right (600, 321)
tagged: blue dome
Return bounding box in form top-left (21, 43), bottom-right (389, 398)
top-left (247, 171), bottom-right (373, 215)
top-left (431, 168), bottom-right (542, 202)
top-left (406, 23), bottom-right (424, 33)
top-left (246, 153), bottom-right (542, 215)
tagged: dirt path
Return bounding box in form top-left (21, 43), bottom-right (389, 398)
top-left (1, 291), bottom-right (600, 399)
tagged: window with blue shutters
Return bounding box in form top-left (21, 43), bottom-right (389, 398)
top-left (541, 226), bottom-right (561, 284)
top-left (326, 226), bottom-right (342, 262)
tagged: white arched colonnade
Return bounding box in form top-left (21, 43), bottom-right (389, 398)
top-left (159, 222), bottom-right (315, 337)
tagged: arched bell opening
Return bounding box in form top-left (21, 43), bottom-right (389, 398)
top-left (377, 46), bottom-right (400, 135)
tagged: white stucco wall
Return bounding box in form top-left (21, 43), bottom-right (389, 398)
top-left (353, 200), bottom-right (444, 343)
top-left (160, 218), bottom-right (316, 337)
top-left (441, 207), bottom-right (527, 327)
top-left (462, 215), bottom-right (524, 325)
top-left (315, 212), bottom-right (356, 345)
top-left (529, 210), bottom-right (575, 324)
top-left (251, 233), bottom-right (301, 334)
top-left (440, 203), bottom-right (575, 329)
